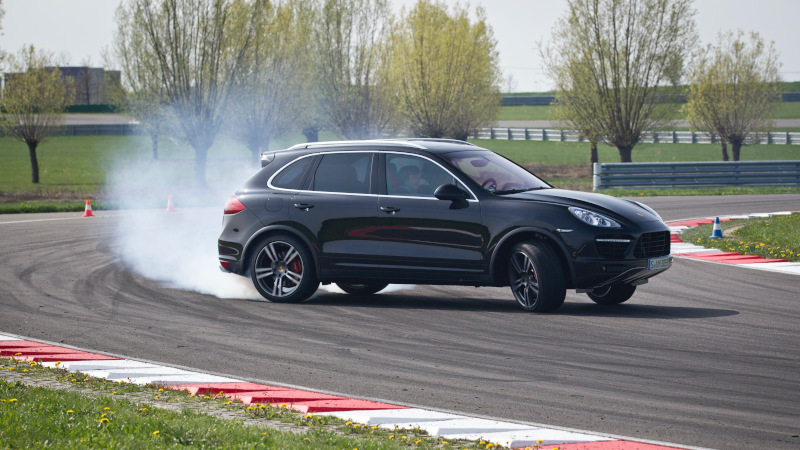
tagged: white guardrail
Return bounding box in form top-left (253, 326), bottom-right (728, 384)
top-left (471, 128), bottom-right (800, 145)
top-left (593, 160), bottom-right (800, 190)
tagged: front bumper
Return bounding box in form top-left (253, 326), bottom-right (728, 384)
top-left (571, 254), bottom-right (672, 290)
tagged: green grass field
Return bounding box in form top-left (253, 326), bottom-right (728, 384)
top-left (680, 214), bottom-right (800, 262)
top-left (498, 102), bottom-right (800, 122)
top-left (0, 358), bottom-right (491, 449)
top-left (1, 133), bottom-right (799, 213)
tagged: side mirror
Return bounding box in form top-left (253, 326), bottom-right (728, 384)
top-left (434, 184), bottom-right (469, 209)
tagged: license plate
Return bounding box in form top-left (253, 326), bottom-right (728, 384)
top-left (648, 255), bottom-right (672, 270)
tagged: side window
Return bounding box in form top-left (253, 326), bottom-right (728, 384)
top-left (271, 156), bottom-right (312, 190)
top-left (312, 153), bottom-right (372, 194)
top-left (386, 154), bottom-right (467, 197)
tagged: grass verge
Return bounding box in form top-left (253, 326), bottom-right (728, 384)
top-left (2, 135), bottom-right (799, 214)
top-left (498, 101), bottom-right (800, 121)
top-left (1, 357), bottom-right (516, 449)
top-left (678, 213), bottom-right (800, 262)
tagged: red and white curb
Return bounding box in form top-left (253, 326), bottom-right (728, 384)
top-left (1, 332), bottom-right (702, 449)
top-left (667, 211), bottom-right (800, 276)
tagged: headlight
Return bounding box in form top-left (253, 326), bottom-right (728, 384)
top-left (569, 207), bottom-right (621, 228)
top-left (634, 201), bottom-right (663, 222)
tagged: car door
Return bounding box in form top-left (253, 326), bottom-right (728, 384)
top-left (377, 153), bottom-right (485, 282)
top-left (288, 152), bottom-right (381, 278)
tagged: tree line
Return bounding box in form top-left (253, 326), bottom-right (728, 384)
top-left (0, 0), bottom-right (784, 187)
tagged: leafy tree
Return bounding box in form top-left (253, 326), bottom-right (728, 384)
top-left (684, 30), bottom-right (782, 161)
top-left (391, 0), bottom-right (501, 141)
top-left (111, 0), bottom-right (257, 187)
top-left (0, 45), bottom-right (69, 184)
top-left (313, 0), bottom-right (395, 139)
top-left (228, 0), bottom-right (313, 166)
top-left (547, 51), bottom-right (605, 164)
top-left (542, 0), bottom-right (697, 162)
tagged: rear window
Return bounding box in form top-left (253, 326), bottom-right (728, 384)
top-left (271, 156), bottom-right (312, 189)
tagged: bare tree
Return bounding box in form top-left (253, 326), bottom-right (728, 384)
top-left (684, 31), bottom-right (782, 161)
top-left (229, 0), bottom-right (313, 166)
top-left (112, 0), bottom-right (257, 187)
top-left (541, 0), bottom-right (697, 162)
top-left (0, 46), bottom-right (69, 183)
top-left (77, 57), bottom-right (98, 105)
top-left (314, 0), bottom-right (396, 139)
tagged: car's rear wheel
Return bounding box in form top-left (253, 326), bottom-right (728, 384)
top-left (250, 235), bottom-right (318, 303)
top-left (335, 282), bottom-right (389, 295)
top-left (587, 284), bottom-right (636, 305)
top-left (508, 241), bottom-right (566, 312)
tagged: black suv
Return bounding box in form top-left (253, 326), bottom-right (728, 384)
top-left (218, 139), bottom-right (671, 312)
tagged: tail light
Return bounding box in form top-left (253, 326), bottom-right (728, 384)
top-left (224, 196), bottom-right (246, 214)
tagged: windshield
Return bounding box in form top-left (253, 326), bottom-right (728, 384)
top-left (443, 151), bottom-right (551, 194)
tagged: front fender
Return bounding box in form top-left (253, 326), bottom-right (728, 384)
top-left (488, 226), bottom-right (576, 287)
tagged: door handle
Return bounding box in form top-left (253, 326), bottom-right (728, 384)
top-left (380, 206), bottom-right (400, 215)
top-left (293, 203), bottom-right (314, 211)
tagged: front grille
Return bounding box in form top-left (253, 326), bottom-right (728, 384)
top-left (634, 231), bottom-right (671, 258)
top-left (595, 237), bottom-right (633, 259)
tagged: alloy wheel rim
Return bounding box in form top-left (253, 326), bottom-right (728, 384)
top-left (510, 251), bottom-right (540, 309)
top-left (254, 241), bottom-right (303, 297)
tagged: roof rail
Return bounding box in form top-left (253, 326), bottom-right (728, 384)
top-left (286, 139), bottom-right (427, 151)
top-left (401, 138), bottom-right (477, 146)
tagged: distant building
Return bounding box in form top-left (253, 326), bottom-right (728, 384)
top-left (52, 66), bottom-right (122, 105)
top-left (2, 66), bottom-right (122, 106)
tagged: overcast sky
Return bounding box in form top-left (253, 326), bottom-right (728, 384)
top-left (2, 0), bottom-right (798, 92)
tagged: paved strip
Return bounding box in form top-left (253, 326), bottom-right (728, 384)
top-left (667, 211), bottom-right (800, 276)
top-left (0, 332), bottom-right (696, 449)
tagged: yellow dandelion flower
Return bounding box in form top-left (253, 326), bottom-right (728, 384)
top-left (66, 410), bottom-right (73, 413)
top-left (101, 413), bottom-right (107, 418)
top-left (99, 418), bottom-right (109, 423)
top-left (153, 430), bottom-right (160, 435)
top-left (9, 398), bottom-right (18, 402)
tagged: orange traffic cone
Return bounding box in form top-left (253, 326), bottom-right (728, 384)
top-left (165, 195), bottom-right (176, 212)
top-left (82, 199), bottom-right (94, 217)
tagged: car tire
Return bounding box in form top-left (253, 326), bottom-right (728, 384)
top-left (250, 235), bottom-right (318, 303)
top-left (508, 241), bottom-right (566, 312)
top-left (335, 282), bottom-right (389, 295)
top-left (586, 284), bottom-right (636, 305)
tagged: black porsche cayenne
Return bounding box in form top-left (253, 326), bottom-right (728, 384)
top-left (218, 139), bottom-right (671, 312)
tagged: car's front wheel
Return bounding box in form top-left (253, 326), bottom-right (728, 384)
top-left (586, 284), bottom-right (636, 305)
top-left (335, 282), bottom-right (389, 295)
top-left (508, 241), bottom-right (566, 312)
top-left (250, 235), bottom-right (318, 303)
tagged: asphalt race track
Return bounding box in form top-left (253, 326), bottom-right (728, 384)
top-left (1, 194), bottom-right (799, 449)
